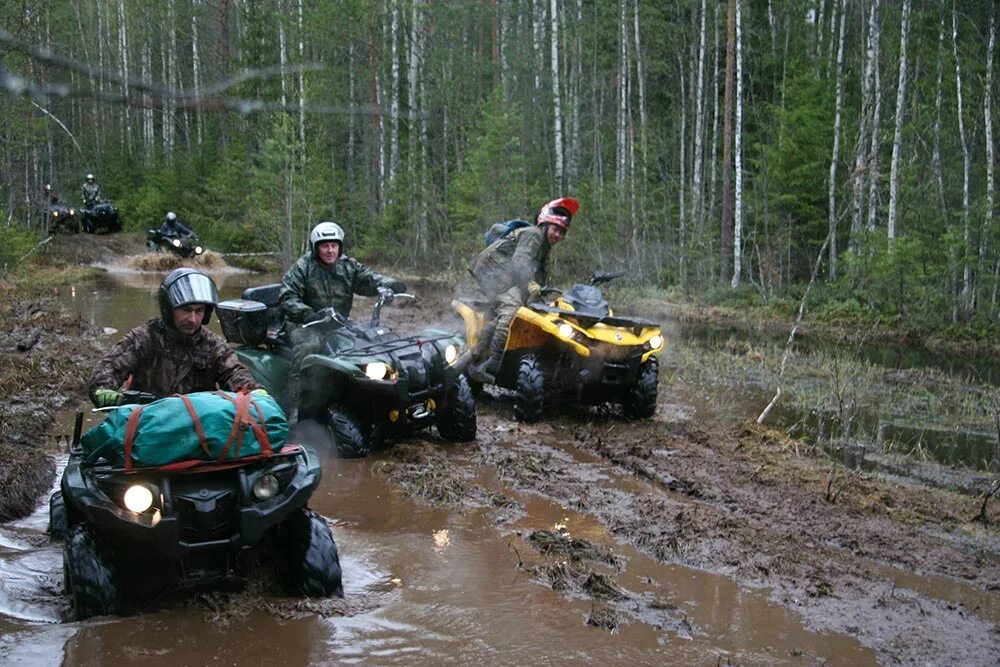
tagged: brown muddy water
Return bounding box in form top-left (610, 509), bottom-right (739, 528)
top-left (0, 267), bottom-right (913, 665)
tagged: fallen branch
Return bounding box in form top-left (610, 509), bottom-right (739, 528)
top-left (974, 479), bottom-right (1000, 525)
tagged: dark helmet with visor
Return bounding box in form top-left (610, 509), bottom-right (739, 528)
top-left (158, 268), bottom-right (219, 326)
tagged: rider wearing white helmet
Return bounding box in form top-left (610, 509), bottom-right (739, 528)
top-left (278, 221), bottom-right (407, 418)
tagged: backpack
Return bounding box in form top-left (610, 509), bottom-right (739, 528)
top-left (483, 219), bottom-right (531, 246)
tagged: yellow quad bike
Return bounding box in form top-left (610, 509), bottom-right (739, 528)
top-left (453, 271), bottom-right (664, 422)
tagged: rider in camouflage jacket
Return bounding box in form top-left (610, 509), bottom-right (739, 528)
top-left (88, 269), bottom-right (258, 406)
top-left (278, 222), bottom-right (406, 417)
top-left (465, 197), bottom-right (579, 384)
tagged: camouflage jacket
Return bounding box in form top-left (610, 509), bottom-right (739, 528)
top-left (81, 182), bottom-right (102, 204)
top-left (88, 318), bottom-right (259, 404)
top-left (468, 225), bottom-right (550, 298)
top-left (280, 253), bottom-right (397, 323)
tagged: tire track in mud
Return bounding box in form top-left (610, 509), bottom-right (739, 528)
top-left (376, 393), bottom-right (1000, 666)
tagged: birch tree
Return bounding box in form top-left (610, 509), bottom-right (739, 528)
top-left (721, 0), bottom-right (736, 273)
top-left (691, 0), bottom-right (707, 247)
top-left (827, 0), bottom-right (846, 279)
top-left (850, 0), bottom-right (878, 248)
top-left (732, 0), bottom-right (744, 288)
top-left (886, 0), bottom-right (910, 245)
top-left (953, 4), bottom-right (972, 311)
top-left (551, 0), bottom-right (564, 189)
top-left (982, 4), bottom-right (995, 310)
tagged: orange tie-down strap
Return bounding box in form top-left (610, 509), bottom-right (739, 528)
top-left (121, 391), bottom-right (274, 472)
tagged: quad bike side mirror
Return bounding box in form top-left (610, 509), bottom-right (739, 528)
top-left (590, 271), bottom-right (625, 286)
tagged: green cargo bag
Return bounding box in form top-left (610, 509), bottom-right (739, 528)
top-left (81, 390), bottom-right (289, 470)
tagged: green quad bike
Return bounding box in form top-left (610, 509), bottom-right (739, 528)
top-left (217, 284), bottom-right (477, 458)
top-left (49, 393), bottom-right (342, 621)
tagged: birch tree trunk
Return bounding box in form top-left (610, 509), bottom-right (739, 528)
top-left (866, 7), bottom-right (883, 232)
top-left (297, 0), bottom-right (306, 169)
top-left (732, 0), bottom-right (744, 288)
top-left (632, 0), bottom-right (648, 197)
top-left (677, 54), bottom-right (687, 286)
top-left (981, 4), bottom-right (995, 310)
top-left (190, 0), bottom-right (203, 146)
top-left (389, 0), bottom-right (400, 193)
top-left (851, 0), bottom-right (877, 248)
top-left (933, 9), bottom-right (946, 218)
top-left (279, 10), bottom-right (288, 109)
top-left (886, 0), bottom-right (911, 245)
top-left (721, 0), bottom-right (736, 274)
top-left (827, 0), bottom-right (846, 279)
top-left (953, 5), bottom-right (972, 311)
top-left (707, 0), bottom-right (721, 265)
top-left (551, 0), bottom-right (564, 189)
top-left (117, 0), bottom-right (131, 155)
top-left (691, 0), bottom-right (707, 248)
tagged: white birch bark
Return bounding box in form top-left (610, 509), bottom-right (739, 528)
top-left (866, 8), bottom-right (883, 232)
top-left (551, 0), bottom-right (564, 188)
top-left (617, 0), bottom-right (628, 190)
top-left (297, 0), bottom-right (306, 168)
top-left (827, 0), bottom-right (846, 278)
top-left (886, 0), bottom-right (910, 244)
top-left (933, 10), bottom-right (946, 217)
top-left (533, 0), bottom-right (544, 96)
top-left (632, 0), bottom-right (647, 224)
top-left (732, 0), bottom-right (744, 288)
top-left (389, 0), bottom-right (400, 191)
top-left (279, 12), bottom-right (288, 108)
top-left (691, 0), bottom-right (707, 240)
top-left (117, 0), bottom-right (131, 153)
top-left (191, 0), bottom-right (203, 146)
top-left (707, 0), bottom-right (721, 237)
top-left (569, 0), bottom-right (582, 190)
top-left (678, 54), bottom-right (687, 285)
top-left (981, 5), bottom-right (995, 306)
top-left (953, 5), bottom-right (972, 307)
top-left (851, 0), bottom-right (877, 245)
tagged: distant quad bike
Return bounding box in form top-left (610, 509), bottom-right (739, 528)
top-left (82, 200), bottom-right (121, 233)
top-left (453, 271), bottom-right (664, 423)
top-left (217, 284), bottom-right (476, 458)
top-left (48, 392), bottom-right (343, 621)
top-left (48, 202), bottom-right (79, 234)
top-left (146, 229), bottom-right (204, 258)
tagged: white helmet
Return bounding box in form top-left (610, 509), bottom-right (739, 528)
top-left (166, 211), bottom-right (177, 222)
top-left (86, 173), bottom-right (94, 180)
top-left (309, 221), bottom-right (345, 256)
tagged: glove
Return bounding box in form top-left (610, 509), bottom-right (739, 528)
top-left (389, 281), bottom-right (407, 294)
top-left (378, 286), bottom-right (395, 300)
top-left (94, 389), bottom-right (124, 408)
top-left (303, 309), bottom-right (325, 324)
top-left (527, 280), bottom-right (542, 299)
top-left (250, 388), bottom-right (269, 397)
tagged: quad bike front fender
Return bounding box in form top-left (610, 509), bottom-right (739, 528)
top-left (235, 348), bottom-right (290, 398)
top-left (507, 307), bottom-right (591, 357)
top-left (451, 300), bottom-right (486, 350)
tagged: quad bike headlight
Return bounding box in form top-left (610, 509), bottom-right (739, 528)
top-left (444, 344), bottom-right (459, 364)
top-left (252, 473), bottom-right (280, 500)
top-left (648, 334), bottom-right (664, 351)
top-left (69, 209), bottom-right (75, 215)
top-left (365, 361), bottom-right (388, 380)
top-left (194, 246), bottom-right (204, 255)
top-left (123, 484), bottom-right (155, 513)
top-left (558, 323), bottom-right (575, 340)
top-left (51, 211), bottom-right (59, 218)
top-left (171, 238), bottom-right (182, 248)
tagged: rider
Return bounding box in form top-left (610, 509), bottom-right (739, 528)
top-left (464, 197), bottom-right (579, 384)
top-left (160, 211), bottom-right (196, 239)
top-left (88, 268), bottom-right (260, 407)
top-left (279, 221), bottom-right (407, 417)
top-left (80, 174), bottom-right (103, 207)
top-left (43, 183), bottom-right (60, 206)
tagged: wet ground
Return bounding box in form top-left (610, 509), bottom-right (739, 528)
top-left (0, 234), bottom-right (998, 665)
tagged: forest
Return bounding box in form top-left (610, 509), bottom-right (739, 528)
top-left (1, 0), bottom-right (998, 333)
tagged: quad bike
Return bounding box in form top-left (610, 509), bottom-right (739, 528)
top-left (453, 271), bottom-right (664, 423)
top-left (147, 229), bottom-right (204, 258)
top-left (47, 202), bottom-right (79, 234)
top-left (217, 284), bottom-right (476, 458)
top-left (48, 391), bottom-right (343, 621)
top-left (82, 200), bottom-right (121, 233)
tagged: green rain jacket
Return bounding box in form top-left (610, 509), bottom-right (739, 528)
top-left (280, 253), bottom-right (397, 323)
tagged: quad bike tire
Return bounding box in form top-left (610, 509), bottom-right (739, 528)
top-left (514, 353), bottom-right (545, 423)
top-left (328, 408), bottom-right (371, 458)
top-left (623, 357), bottom-right (659, 420)
top-left (64, 523), bottom-right (122, 620)
top-left (436, 375), bottom-right (477, 441)
top-left (281, 508), bottom-right (344, 597)
top-left (49, 491), bottom-right (68, 540)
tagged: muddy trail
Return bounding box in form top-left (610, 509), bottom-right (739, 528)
top-left (0, 243), bottom-right (998, 665)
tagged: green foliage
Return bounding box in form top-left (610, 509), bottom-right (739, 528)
top-left (0, 225), bottom-right (43, 276)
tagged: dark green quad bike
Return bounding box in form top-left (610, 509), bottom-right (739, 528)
top-left (49, 400), bottom-right (343, 621)
top-left (217, 284), bottom-right (477, 458)
top-left (82, 200), bottom-right (121, 234)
